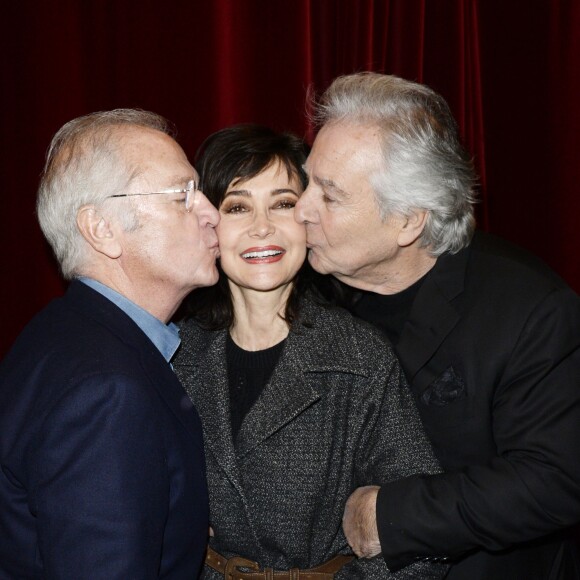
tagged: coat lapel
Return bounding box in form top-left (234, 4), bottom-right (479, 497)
top-left (138, 346), bottom-right (205, 449)
top-left (176, 331), bottom-right (246, 489)
top-left (235, 333), bottom-right (321, 459)
top-left (396, 245), bottom-right (469, 387)
top-left (66, 281), bottom-right (204, 448)
top-left (233, 301), bottom-right (365, 459)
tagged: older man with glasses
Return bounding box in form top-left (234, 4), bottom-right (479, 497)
top-left (0, 109), bottom-right (220, 579)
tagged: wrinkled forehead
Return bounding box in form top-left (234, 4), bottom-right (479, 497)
top-left (115, 125), bottom-right (179, 160)
top-left (49, 125), bottom-right (169, 175)
top-left (307, 122), bottom-right (383, 174)
top-left (116, 127), bottom-right (194, 188)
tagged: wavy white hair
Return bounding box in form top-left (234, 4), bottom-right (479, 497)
top-left (315, 73), bottom-right (477, 255)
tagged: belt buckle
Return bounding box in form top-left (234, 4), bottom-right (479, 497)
top-left (224, 555), bottom-right (261, 579)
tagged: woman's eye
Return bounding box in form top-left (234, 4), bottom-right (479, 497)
top-left (322, 193), bottom-right (336, 204)
top-left (274, 199), bottom-right (297, 210)
top-left (221, 202), bottom-right (247, 214)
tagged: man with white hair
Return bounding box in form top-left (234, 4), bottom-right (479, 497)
top-left (295, 73), bottom-right (580, 579)
top-left (0, 109), bottom-right (220, 578)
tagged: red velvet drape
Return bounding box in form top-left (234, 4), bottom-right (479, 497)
top-left (1, 0), bottom-right (578, 357)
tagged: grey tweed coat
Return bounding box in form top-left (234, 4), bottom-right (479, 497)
top-left (174, 298), bottom-right (448, 579)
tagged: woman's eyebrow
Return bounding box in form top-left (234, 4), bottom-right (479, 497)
top-left (223, 189), bottom-right (252, 198)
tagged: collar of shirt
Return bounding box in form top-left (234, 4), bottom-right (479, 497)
top-left (77, 277), bottom-right (181, 363)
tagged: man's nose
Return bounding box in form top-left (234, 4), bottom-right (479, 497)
top-left (295, 186), bottom-right (315, 224)
top-left (195, 192), bottom-right (220, 228)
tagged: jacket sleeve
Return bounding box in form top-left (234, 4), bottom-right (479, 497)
top-left (29, 373), bottom-right (169, 579)
top-left (353, 345), bottom-right (449, 578)
top-left (356, 352), bottom-right (442, 484)
top-left (377, 287), bottom-right (580, 570)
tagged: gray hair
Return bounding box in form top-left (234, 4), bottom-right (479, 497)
top-left (37, 109), bottom-right (174, 279)
top-left (315, 73), bottom-right (477, 255)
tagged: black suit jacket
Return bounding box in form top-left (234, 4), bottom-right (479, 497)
top-left (373, 233), bottom-right (580, 579)
top-left (0, 281), bottom-right (209, 579)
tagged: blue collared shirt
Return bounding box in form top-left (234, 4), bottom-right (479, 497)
top-left (78, 277), bottom-right (181, 363)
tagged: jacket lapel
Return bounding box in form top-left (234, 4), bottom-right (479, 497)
top-left (138, 345), bottom-right (205, 449)
top-left (66, 281), bottom-right (204, 448)
top-left (233, 302), bottom-right (366, 459)
top-left (235, 333), bottom-right (321, 459)
top-left (396, 245), bottom-right (469, 386)
top-left (176, 331), bottom-right (246, 495)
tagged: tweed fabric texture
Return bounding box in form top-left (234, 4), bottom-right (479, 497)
top-left (174, 298), bottom-right (448, 579)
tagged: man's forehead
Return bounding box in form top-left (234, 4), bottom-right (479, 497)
top-left (307, 123), bottom-right (382, 175)
top-left (115, 125), bottom-right (172, 148)
top-left (118, 129), bottom-right (194, 189)
top-left (120, 128), bottom-right (186, 164)
top-left (312, 122), bottom-right (379, 153)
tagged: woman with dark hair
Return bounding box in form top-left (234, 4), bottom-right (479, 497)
top-left (173, 124), bottom-right (446, 579)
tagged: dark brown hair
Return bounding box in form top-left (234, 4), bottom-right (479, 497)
top-left (183, 124), bottom-right (326, 330)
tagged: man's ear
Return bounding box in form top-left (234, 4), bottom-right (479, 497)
top-left (76, 205), bottom-right (122, 259)
top-left (397, 209), bottom-right (429, 247)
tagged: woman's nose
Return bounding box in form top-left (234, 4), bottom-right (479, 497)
top-left (249, 211), bottom-right (275, 238)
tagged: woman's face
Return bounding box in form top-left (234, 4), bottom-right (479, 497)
top-left (216, 161), bottom-right (306, 294)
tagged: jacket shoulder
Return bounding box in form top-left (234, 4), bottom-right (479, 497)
top-left (297, 299), bottom-right (398, 372)
top-left (1, 283), bottom-right (168, 395)
top-left (468, 232), bottom-right (574, 294)
top-left (174, 319), bottom-right (219, 363)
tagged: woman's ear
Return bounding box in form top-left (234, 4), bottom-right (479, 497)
top-left (397, 209), bottom-right (429, 247)
top-left (76, 205), bottom-right (123, 259)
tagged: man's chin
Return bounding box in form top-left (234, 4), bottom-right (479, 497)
top-left (204, 268), bottom-right (220, 287)
top-left (307, 249), bottom-right (330, 275)
top-left (187, 265), bottom-right (220, 291)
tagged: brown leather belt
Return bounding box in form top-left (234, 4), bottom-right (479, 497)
top-left (206, 546), bottom-right (354, 580)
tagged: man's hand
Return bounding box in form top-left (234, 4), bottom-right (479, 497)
top-left (342, 485), bottom-right (382, 558)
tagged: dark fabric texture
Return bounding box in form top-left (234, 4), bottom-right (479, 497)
top-left (352, 274), bottom-right (426, 346)
top-left (368, 232), bottom-right (580, 579)
top-left (0, 280), bottom-right (209, 579)
top-left (174, 298), bottom-right (448, 579)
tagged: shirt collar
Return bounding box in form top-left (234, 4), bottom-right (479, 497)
top-left (77, 277), bottom-right (181, 362)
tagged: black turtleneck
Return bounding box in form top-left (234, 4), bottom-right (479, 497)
top-left (351, 274), bottom-right (426, 346)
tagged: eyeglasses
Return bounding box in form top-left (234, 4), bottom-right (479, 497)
top-left (108, 179), bottom-right (199, 212)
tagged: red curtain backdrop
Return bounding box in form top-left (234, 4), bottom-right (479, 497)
top-left (1, 0), bottom-right (578, 357)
